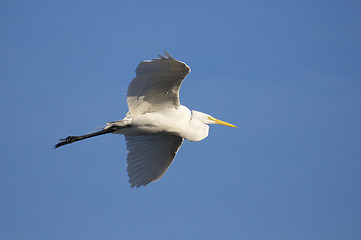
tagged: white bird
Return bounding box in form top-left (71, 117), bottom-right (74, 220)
top-left (55, 51), bottom-right (236, 187)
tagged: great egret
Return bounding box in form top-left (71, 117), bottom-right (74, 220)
top-left (55, 51), bottom-right (236, 187)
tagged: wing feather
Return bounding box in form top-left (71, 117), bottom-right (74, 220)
top-left (125, 134), bottom-right (183, 187)
top-left (127, 51), bottom-right (190, 116)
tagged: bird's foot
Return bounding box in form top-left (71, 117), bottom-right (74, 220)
top-left (55, 136), bottom-right (79, 148)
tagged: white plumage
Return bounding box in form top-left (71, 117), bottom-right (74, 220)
top-left (56, 51), bottom-right (236, 187)
top-left (125, 135), bottom-right (183, 188)
top-left (127, 52), bottom-right (189, 116)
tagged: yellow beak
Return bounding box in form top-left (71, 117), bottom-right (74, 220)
top-left (210, 117), bottom-right (237, 128)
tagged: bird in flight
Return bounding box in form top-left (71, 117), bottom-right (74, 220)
top-left (55, 51), bottom-right (236, 187)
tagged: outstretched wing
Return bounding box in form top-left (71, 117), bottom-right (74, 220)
top-left (125, 134), bottom-right (183, 188)
top-left (127, 51), bottom-right (190, 117)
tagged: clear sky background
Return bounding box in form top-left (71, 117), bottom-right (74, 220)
top-left (1, 0), bottom-right (360, 239)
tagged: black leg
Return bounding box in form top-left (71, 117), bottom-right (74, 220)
top-left (54, 126), bottom-right (121, 149)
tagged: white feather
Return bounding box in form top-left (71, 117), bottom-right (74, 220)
top-left (125, 134), bottom-right (183, 187)
top-left (127, 51), bottom-right (190, 117)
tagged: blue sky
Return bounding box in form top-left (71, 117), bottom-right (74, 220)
top-left (1, 0), bottom-right (361, 239)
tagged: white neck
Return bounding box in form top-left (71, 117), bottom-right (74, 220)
top-left (183, 112), bottom-right (209, 142)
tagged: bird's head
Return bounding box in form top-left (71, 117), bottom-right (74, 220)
top-left (191, 110), bottom-right (236, 128)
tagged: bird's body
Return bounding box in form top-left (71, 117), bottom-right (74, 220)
top-left (56, 51), bottom-right (235, 187)
top-left (109, 106), bottom-right (209, 142)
